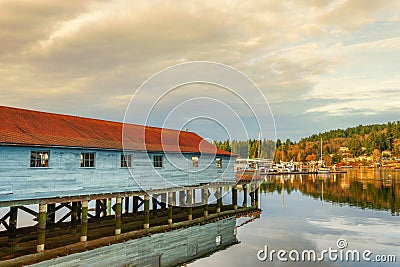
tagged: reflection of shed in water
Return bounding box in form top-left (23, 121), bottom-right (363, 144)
top-left (32, 217), bottom-right (239, 267)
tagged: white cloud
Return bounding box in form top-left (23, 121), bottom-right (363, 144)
top-left (0, 0), bottom-right (399, 139)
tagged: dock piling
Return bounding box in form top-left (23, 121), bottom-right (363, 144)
top-left (232, 187), bottom-right (237, 210)
top-left (37, 204), bottom-right (47, 252)
top-left (80, 200), bottom-right (88, 242)
top-left (243, 184), bottom-right (248, 208)
top-left (187, 189), bottom-right (193, 220)
top-left (115, 197), bottom-right (122, 235)
top-left (168, 192), bottom-right (173, 225)
top-left (144, 195), bottom-right (150, 229)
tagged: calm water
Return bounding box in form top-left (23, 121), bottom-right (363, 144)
top-left (190, 169), bottom-right (400, 267)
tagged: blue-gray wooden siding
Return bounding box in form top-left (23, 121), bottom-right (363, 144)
top-left (30, 216), bottom-right (237, 267)
top-left (0, 145), bottom-right (236, 201)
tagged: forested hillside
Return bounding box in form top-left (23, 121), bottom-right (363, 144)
top-left (215, 121), bottom-right (400, 163)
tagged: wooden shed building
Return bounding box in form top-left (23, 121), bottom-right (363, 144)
top-left (0, 106), bottom-right (235, 202)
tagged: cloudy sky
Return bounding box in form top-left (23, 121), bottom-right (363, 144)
top-left (1, 0), bottom-right (399, 141)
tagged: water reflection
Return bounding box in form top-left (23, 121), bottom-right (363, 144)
top-left (261, 169), bottom-right (400, 215)
top-left (190, 170), bottom-right (400, 267)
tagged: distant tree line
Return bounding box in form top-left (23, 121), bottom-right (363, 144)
top-left (299, 121), bottom-right (400, 157)
top-left (214, 121), bottom-right (400, 162)
top-left (214, 139), bottom-right (275, 159)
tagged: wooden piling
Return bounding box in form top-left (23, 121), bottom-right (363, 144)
top-left (216, 187), bottom-right (222, 213)
top-left (95, 200), bottom-right (102, 217)
top-left (255, 186), bottom-right (259, 208)
top-left (47, 204), bottom-right (56, 224)
top-left (80, 201), bottom-right (88, 242)
top-left (70, 202), bottom-right (78, 234)
top-left (143, 195), bottom-right (150, 229)
top-left (37, 204), bottom-right (47, 252)
top-left (202, 189), bottom-right (208, 219)
top-left (9, 207), bottom-right (18, 239)
top-left (152, 194), bottom-right (158, 216)
top-left (187, 189), bottom-right (193, 221)
top-left (232, 187), bottom-right (238, 210)
top-left (132, 196), bottom-right (139, 213)
top-left (250, 191), bottom-right (255, 207)
top-left (172, 192), bottom-right (176, 206)
top-left (160, 193), bottom-right (167, 209)
top-left (77, 202), bottom-right (82, 222)
top-left (168, 192), bottom-right (173, 225)
top-left (124, 196), bottom-right (130, 214)
top-left (243, 184), bottom-right (248, 208)
top-left (179, 191), bottom-right (186, 206)
top-left (115, 197), bottom-right (122, 235)
top-left (107, 199), bottom-right (112, 216)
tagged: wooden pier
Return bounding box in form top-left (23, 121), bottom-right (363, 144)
top-left (236, 170), bottom-right (347, 181)
top-left (0, 182), bottom-right (260, 266)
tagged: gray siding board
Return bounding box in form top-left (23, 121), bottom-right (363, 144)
top-left (0, 145), bottom-right (235, 201)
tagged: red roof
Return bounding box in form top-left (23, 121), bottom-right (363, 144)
top-left (0, 106), bottom-right (231, 155)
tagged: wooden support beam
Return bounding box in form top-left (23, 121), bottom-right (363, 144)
top-left (95, 200), bottom-right (102, 218)
top-left (167, 192), bottom-right (173, 225)
top-left (143, 195), bottom-right (150, 229)
top-left (37, 204), bottom-right (46, 252)
top-left (115, 197), bottom-right (122, 236)
top-left (71, 202), bottom-right (78, 228)
top-left (47, 204), bottom-right (56, 231)
top-left (132, 196), bottom-right (139, 213)
top-left (8, 207), bottom-right (18, 239)
top-left (77, 202), bottom-right (82, 222)
top-left (179, 191), bottom-right (186, 206)
top-left (107, 199), bottom-right (112, 216)
top-left (255, 186), bottom-right (260, 208)
top-left (56, 211), bottom-right (71, 224)
top-left (18, 206), bottom-right (38, 217)
top-left (0, 210), bottom-right (11, 231)
top-left (202, 189), bottom-right (208, 219)
top-left (250, 191), bottom-right (255, 207)
top-left (243, 184), bottom-right (248, 208)
top-left (160, 193), bottom-right (167, 209)
top-left (216, 187), bottom-right (222, 213)
top-left (152, 195), bottom-right (158, 216)
top-left (187, 189), bottom-right (193, 221)
top-left (102, 199), bottom-right (107, 217)
top-left (172, 192), bottom-right (176, 206)
top-left (232, 187), bottom-right (238, 210)
top-left (124, 196), bottom-right (130, 214)
top-left (80, 201), bottom-right (88, 242)
top-left (46, 204), bottom-right (56, 223)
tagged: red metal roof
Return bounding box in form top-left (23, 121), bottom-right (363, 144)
top-left (0, 106), bottom-right (231, 155)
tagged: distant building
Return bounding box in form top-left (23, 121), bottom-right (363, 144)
top-left (338, 146), bottom-right (350, 155)
top-left (381, 150), bottom-right (392, 157)
top-left (0, 106), bottom-right (235, 201)
top-left (357, 155), bottom-right (373, 162)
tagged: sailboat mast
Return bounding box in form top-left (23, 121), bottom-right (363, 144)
top-left (320, 138), bottom-right (323, 162)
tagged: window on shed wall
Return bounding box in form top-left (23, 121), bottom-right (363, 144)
top-left (192, 156), bottom-right (199, 167)
top-left (153, 155), bottom-right (163, 168)
top-left (121, 154), bottom-right (132, 168)
top-left (80, 153), bottom-right (95, 167)
top-left (30, 151), bottom-right (49, 167)
top-left (215, 235), bottom-right (222, 246)
top-left (216, 158), bottom-right (222, 168)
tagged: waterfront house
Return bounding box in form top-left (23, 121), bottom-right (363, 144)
top-left (0, 106), bottom-right (235, 201)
